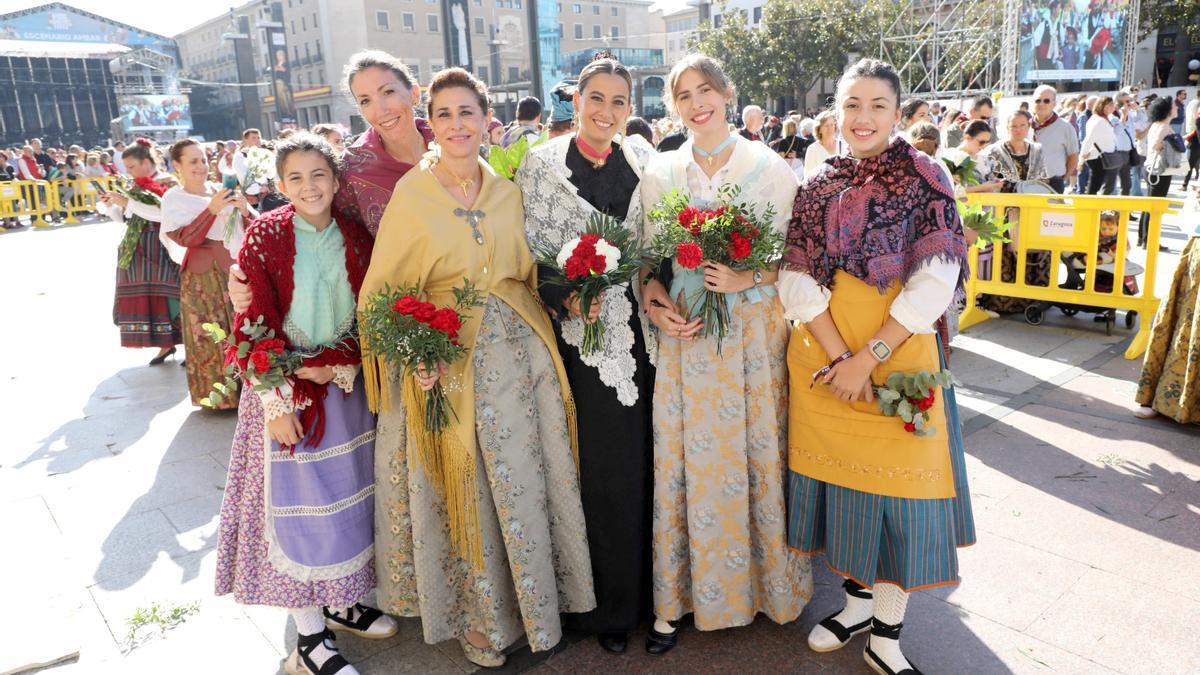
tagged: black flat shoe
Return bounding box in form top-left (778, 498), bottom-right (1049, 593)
top-left (149, 346), bottom-right (176, 365)
top-left (598, 632), bottom-right (627, 654)
top-left (645, 624), bottom-right (678, 655)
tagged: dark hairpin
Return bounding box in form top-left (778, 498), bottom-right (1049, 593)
top-left (591, 49), bottom-right (616, 62)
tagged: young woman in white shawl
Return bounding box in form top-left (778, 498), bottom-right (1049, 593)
top-left (160, 139), bottom-right (256, 407)
top-left (515, 55), bottom-right (656, 656)
top-left (636, 53), bottom-right (812, 655)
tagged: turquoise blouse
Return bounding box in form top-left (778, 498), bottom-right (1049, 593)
top-left (285, 213), bottom-right (356, 349)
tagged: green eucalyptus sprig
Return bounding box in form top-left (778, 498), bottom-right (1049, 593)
top-left (873, 369), bottom-right (957, 437)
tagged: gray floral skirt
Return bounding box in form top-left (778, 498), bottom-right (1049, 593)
top-left (374, 296), bottom-right (595, 652)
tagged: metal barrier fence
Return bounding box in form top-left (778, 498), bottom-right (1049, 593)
top-left (958, 192), bottom-right (1184, 360)
top-left (0, 175), bottom-right (124, 227)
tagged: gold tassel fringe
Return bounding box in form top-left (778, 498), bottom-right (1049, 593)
top-left (401, 375), bottom-right (483, 569)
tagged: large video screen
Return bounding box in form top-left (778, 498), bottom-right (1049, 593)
top-left (1018, 0), bottom-right (1130, 83)
top-left (118, 95), bottom-right (192, 132)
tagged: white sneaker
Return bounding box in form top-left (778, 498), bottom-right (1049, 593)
top-left (1133, 405), bottom-right (1159, 420)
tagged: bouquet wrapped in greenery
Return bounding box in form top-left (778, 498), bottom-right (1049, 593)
top-left (359, 280), bottom-right (483, 434)
top-left (646, 184), bottom-right (784, 352)
top-left (873, 369), bottom-right (957, 437)
top-left (533, 213), bottom-right (645, 355)
top-left (201, 316), bottom-right (303, 408)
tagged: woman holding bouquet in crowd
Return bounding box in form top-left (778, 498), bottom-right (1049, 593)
top-left (214, 134), bottom-right (398, 675)
top-left (97, 138), bottom-right (183, 365)
top-left (161, 139), bottom-right (256, 408)
top-left (780, 59), bottom-right (975, 674)
top-left (361, 68), bottom-right (594, 668)
top-left (637, 53), bottom-right (811, 654)
top-left (516, 55), bottom-right (656, 655)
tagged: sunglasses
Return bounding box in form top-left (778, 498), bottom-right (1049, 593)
top-left (978, 138), bottom-right (993, 145)
top-left (1035, 98), bottom-right (1053, 104)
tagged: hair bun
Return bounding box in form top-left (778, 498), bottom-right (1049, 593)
top-left (134, 137), bottom-right (153, 147)
top-left (591, 49), bottom-right (616, 62)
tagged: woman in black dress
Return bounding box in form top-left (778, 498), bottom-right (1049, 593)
top-left (516, 56), bottom-right (655, 655)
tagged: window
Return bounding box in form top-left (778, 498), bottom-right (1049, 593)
top-left (475, 0), bottom-right (482, 5)
top-left (592, 24), bottom-right (600, 38)
top-left (410, 64), bottom-right (421, 81)
top-left (402, 12), bottom-right (415, 30)
top-left (515, 0), bottom-right (522, 8)
top-left (573, 23), bottom-right (583, 38)
top-left (713, 13), bottom-right (722, 27)
top-left (669, 39), bottom-right (675, 52)
top-left (508, 66), bottom-right (519, 82)
top-left (611, 6), bottom-right (617, 15)
top-left (572, 3), bottom-right (581, 13)
top-left (592, 4), bottom-right (599, 13)
top-left (557, 3), bottom-right (561, 10)
top-left (376, 10), bottom-right (390, 30)
top-left (427, 14), bottom-right (439, 31)
top-left (290, 20), bottom-right (296, 34)
top-left (293, 45), bottom-right (300, 62)
top-left (478, 65), bottom-right (489, 83)
top-left (304, 43), bottom-right (311, 60)
top-left (610, 25), bottom-right (619, 38)
top-left (558, 23), bottom-right (563, 37)
top-left (475, 17), bottom-right (485, 33)
top-left (321, 105), bottom-right (330, 122)
top-left (313, 12), bottom-right (318, 27)
top-left (301, 16), bottom-right (306, 30)
top-left (752, 6), bottom-right (761, 23)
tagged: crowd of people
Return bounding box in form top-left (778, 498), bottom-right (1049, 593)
top-left (56, 43), bottom-right (1198, 675)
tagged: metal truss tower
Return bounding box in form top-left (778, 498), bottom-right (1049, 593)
top-left (879, 0), bottom-right (1017, 99)
top-left (1120, 0), bottom-right (1140, 86)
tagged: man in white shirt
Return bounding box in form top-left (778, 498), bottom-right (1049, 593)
top-left (111, 141), bottom-right (128, 175)
top-left (1030, 85), bottom-right (1079, 193)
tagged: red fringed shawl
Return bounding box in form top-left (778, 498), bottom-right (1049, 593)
top-left (235, 204), bottom-right (374, 447)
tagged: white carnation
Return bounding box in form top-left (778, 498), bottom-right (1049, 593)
top-left (557, 236), bottom-right (581, 269)
top-left (594, 239), bottom-right (621, 273)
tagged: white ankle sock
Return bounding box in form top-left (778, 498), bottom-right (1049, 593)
top-left (867, 583), bottom-right (912, 673)
top-left (653, 617), bottom-right (675, 634)
top-left (291, 608), bottom-right (357, 674)
top-left (808, 581), bottom-right (873, 650)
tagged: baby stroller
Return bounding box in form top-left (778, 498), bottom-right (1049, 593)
top-left (1034, 243), bottom-right (1142, 335)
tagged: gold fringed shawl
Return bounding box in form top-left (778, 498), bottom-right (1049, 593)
top-left (358, 157), bottom-right (578, 567)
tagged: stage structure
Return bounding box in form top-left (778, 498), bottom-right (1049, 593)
top-left (878, 0), bottom-right (1009, 100)
top-left (881, 0), bottom-right (1141, 99)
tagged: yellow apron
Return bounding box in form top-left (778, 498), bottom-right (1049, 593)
top-left (787, 270), bottom-right (956, 499)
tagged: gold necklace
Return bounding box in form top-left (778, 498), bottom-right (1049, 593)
top-left (438, 160), bottom-right (476, 198)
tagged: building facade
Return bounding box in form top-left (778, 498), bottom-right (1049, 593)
top-left (0, 3), bottom-right (181, 147)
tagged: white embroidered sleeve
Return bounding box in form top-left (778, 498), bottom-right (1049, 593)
top-left (255, 379), bottom-right (295, 422)
top-left (124, 199), bottom-right (162, 222)
top-left (332, 364), bottom-right (358, 394)
top-left (889, 259), bottom-right (961, 334)
top-left (777, 269), bottom-right (831, 323)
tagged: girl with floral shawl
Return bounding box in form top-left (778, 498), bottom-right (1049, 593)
top-left (779, 59), bottom-right (975, 675)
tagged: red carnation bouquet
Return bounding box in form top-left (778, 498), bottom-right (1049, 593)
top-left (646, 184), bottom-right (784, 352)
top-left (873, 369), bottom-right (957, 436)
top-left (359, 279), bottom-right (483, 434)
top-left (533, 213), bottom-right (644, 355)
top-left (201, 316), bottom-right (304, 408)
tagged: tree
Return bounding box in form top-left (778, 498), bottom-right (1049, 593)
top-left (691, 0), bottom-right (881, 107)
top-left (1139, 0), bottom-right (1200, 42)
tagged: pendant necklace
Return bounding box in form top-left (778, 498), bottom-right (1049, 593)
top-left (438, 160), bottom-right (475, 198)
top-left (575, 136), bottom-right (613, 169)
top-left (692, 134), bottom-right (735, 168)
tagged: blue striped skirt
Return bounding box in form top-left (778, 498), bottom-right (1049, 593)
top-left (786, 349), bottom-right (976, 591)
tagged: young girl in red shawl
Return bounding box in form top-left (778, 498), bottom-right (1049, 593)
top-left (214, 134), bottom-right (398, 675)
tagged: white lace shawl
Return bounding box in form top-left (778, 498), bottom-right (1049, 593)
top-left (517, 134), bottom-right (657, 406)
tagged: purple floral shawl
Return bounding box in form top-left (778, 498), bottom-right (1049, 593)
top-left (782, 137), bottom-right (967, 299)
top-left (333, 119), bottom-right (434, 237)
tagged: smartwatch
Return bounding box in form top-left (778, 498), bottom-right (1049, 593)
top-left (868, 339), bottom-right (892, 362)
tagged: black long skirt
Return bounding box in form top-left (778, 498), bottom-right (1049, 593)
top-left (557, 286), bottom-right (655, 634)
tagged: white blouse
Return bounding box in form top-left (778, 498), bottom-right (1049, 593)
top-left (777, 259), bottom-right (961, 335)
top-left (1080, 114), bottom-right (1116, 161)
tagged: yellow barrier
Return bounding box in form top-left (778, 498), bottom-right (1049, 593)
top-left (958, 192), bottom-right (1184, 360)
top-left (0, 179), bottom-right (57, 227)
top-left (56, 175), bottom-right (124, 223)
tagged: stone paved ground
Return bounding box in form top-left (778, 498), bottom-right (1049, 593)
top-left (2, 193), bottom-right (1197, 675)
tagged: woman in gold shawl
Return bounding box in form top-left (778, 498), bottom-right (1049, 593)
top-left (359, 68), bottom-right (595, 669)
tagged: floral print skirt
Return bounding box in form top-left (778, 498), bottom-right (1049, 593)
top-left (180, 263), bottom-right (237, 408)
top-left (1137, 237), bottom-right (1200, 423)
top-left (373, 297), bottom-right (595, 652)
top-left (651, 295), bottom-right (812, 631)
